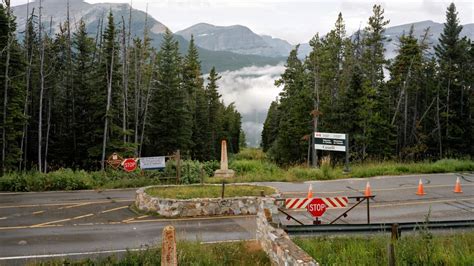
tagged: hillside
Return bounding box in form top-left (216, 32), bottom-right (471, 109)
top-left (12, 0), bottom-right (284, 73)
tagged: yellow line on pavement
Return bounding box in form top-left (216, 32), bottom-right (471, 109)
top-left (128, 214), bottom-right (256, 224)
top-left (30, 218), bottom-right (72, 227)
top-left (0, 199), bottom-right (133, 209)
top-left (122, 217), bottom-right (136, 223)
top-left (0, 217), bottom-right (6, 220)
top-left (101, 206), bottom-right (129, 214)
top-left (73, 213), bottom-right (94, 219)
top-left (0, 224), bottom-right (63, 231)
top-left (30, 213), bottom-right (94, 228)
top-left (58, 202), bottom-right (93, 210)
top-left (32, 210), bottom-right (45, 215)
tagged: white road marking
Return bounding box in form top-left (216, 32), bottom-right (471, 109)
top-left (0, 248), bottom-right (144, 261)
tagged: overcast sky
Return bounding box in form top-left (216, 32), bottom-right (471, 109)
top-left (10, 0), bottom-right (474, 44)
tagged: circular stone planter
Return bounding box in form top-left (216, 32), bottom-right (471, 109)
top-left (135, 184), bottom-right (279, 218)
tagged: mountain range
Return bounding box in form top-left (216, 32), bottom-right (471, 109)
top-left (12, 0), bottom-right (284, 73)
top-left (12, 0), bottom-right (474, 71)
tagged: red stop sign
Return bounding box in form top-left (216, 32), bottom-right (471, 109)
top-left (307, 198), bottom-right (327, 217)
top-left (123, 158), bottom-right (137, 172)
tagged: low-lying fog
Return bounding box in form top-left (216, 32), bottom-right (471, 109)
top-left (209, 64), bottom-right (285, 147)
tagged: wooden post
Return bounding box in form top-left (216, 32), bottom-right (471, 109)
top-left (161, 226), bottom-right (177, 266)
top-left (388, 223), bottom-right (399, 266)
top-left (200, 167), bottom-right (204, 185)
top-left (221, 181), bottom-right (225, 199)
top-left (175, 150), bottom-right (181, 184)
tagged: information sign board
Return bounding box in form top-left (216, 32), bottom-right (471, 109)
top-left (139, 156), bottom-right (166, 170)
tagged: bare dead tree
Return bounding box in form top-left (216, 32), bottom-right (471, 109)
top-left (38, 0), bottom-right (45, 172)
top-left (2, 0), bottom-right (12, 174)
top-left (121, 16), bottom-right (128, 144)
top-left (101, 44), bottom-right (115, 170)
top-left (139, 53), bottom-right (156, 157)
top-left (19, 4), bottom-right (35, 171)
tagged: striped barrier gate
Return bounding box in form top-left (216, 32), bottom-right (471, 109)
top-left (285, 197), bottom-right (348, 209)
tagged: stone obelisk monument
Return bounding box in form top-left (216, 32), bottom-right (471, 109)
top-left (214, 140), bottom-right (235, 178)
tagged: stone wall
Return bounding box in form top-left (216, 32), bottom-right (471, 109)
top-left (256, 198), bottom-right (319, 266)
top-left (135, 184), bottom-right (270, 218)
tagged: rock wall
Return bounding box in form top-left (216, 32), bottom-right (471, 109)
top-left (135, 185), bottom-right (264, 218)
top-left (256, 198), bottom-right (319, 266)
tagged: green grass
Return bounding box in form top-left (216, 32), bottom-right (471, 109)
top-left (0, 169), bottom-right (169, 192)
top-left (207, 154), bottom-right (474, 183)
top-left (294, 231), bottom-right (474, 265)
top-left (36, 241), bottom-right (270, 266)
top-left (145, 184), bottom-right (276, 199)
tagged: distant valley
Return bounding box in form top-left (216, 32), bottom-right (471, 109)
top-left (12, 0), bottom-right (474, 147)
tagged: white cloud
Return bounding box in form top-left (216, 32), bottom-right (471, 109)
top-left (216, 64), bottom-right (285, 115)
top-left (203, 64), bottom-right (284, 146)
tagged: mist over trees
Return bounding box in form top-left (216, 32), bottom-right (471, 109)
top-left (0, 1), bottom-right (242, 173)
top-left (262, 3), bottom-right (473, 165)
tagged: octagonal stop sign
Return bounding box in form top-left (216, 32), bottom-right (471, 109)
top-left (307, 198), bottom-right (327, 217)
top-left (123, 158), bottom-right (137, 172)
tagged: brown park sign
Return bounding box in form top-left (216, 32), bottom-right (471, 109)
top-left (107, 152), bottom-right (123, 169)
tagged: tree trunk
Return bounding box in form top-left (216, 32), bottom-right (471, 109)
top-left (101, 45), bottom-right (115, 170)
top-left (436, 89), bottom-right (442, 157)
top-left (20, 4), bottom-right (34, 171)
top-left (44, 94), bottom-right (52, 173)
top-left (66, 0), bottom-right (77, 161)
top-left (38, 0), bottom-right (45, 173)
top-left (139, 54), bottom-right (156, 157)
top-left (2, 0), bottom-right (12, 175)
top-left (121, 16), bottom-right (128, 144)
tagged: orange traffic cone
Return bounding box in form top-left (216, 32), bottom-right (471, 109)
top-left (364, 181), bottom-right (372, 197)
top-left (416, 179), bottom-right (426, 195)
top-left (454, 177), bottom-right (463, 193)
top-left (307, 184), bottom-right (313, 199)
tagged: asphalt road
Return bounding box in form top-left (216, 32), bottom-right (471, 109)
top-left (0, 172), bottom-right (473, 264)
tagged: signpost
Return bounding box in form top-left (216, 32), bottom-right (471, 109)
top-left (314, 132), bottom-right (350, 172)
top-left (123, 158), bottom-right (137, 172)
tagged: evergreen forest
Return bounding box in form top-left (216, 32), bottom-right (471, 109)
top-left (0, 1), bottom-right (243, 174)
top-left (262, 4), bottom-right (473, 165)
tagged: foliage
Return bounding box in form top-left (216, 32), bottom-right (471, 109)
top-left (262, 3), bottom-right (473, 165)
top-left (0, 6), bottom-right (243, 175)
top-left (145, 185), bottom-right (276, 199)
top-left (39, 241), bottom-right (270, 266)
top-left (294, 231), bottom-right (474, 265)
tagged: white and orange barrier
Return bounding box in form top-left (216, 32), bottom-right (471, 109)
top-left (285, 197), bottom-right (348, 209)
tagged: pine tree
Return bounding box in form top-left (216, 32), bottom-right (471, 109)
top-left (182, 36), bottom-right (209, 160)
top-left (434, 3), bottom-right (471, 156)
top-left (361, 4), bottom-right (394, 159)
top-left (261, 100), bottom-right (280, 152)
top-left (0, 2), bottom-right (26, 173)
top-left (72, 19), bottom-right (98, 167)
top-left (269, 46), bottom-right (312, 164)
top-left (100, 11), bottom-right (124, 170)
top-left (206, 67), bottom-right (223, 160)
top-left (147, 29), bottom-right (191, 156)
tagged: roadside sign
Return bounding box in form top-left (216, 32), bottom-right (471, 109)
top-left (139, 156), bottom-right (166, 170)
top-left (307, 198), bottom-right (327, 217)
top-left (123, 158), bottom-right (137, 172)
top-left (107, 152), bottom-right (123, 169)
top-left (314, 132), bottom-right (347, 152)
